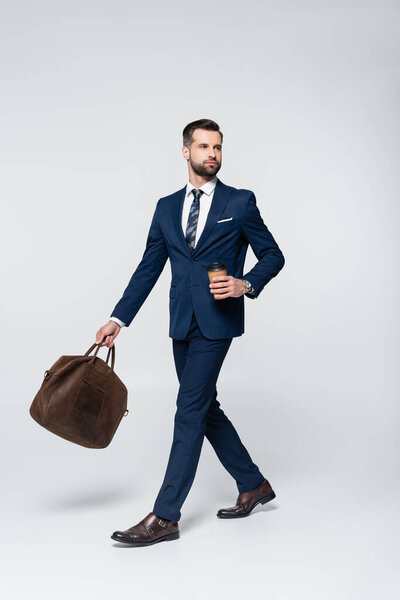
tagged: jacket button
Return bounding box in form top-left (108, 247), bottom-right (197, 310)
top-left (190, 258), bottom-right (195, 263)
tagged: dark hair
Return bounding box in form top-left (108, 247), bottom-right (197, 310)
top-left (182, 119), bottom-right (223, 147)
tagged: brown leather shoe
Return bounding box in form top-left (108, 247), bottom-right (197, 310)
top-left (217, 478), bottom-right (276, 518)
top-left (111, 512), bottom-right (180, 546)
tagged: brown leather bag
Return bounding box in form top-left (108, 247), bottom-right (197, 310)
top-left (30, 343), bottom-right (129, 449)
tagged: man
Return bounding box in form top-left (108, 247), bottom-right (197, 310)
top-left (95, 119), bottom-right (285, 547)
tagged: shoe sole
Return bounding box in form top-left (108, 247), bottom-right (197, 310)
top-left (111, 530), bottom-right (180, 546)
top-left (216, 491), bottom-right (276, 519)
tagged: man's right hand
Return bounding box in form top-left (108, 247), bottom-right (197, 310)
top-left (95, 320), bottom-right (121, 348)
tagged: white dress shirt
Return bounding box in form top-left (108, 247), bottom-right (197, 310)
top-left (110, 176), bottom-right (252, 328)
top-left (181, 175), bottom-right (218, 245)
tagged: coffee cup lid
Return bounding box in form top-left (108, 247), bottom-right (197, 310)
top-left (207, 261), bottom-right (227, 271)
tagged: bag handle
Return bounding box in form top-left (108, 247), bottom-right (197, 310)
top-left (85, 343), bottom-right (115, 371)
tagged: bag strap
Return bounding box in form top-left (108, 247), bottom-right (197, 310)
top-left (85, 343), bottom-right (115, 371)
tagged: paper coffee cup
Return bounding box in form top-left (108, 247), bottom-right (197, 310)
top-left (207, 261), bottom-right (228, 284)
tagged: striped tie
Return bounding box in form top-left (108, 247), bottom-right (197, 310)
top-left (185, 188), bottom-right (203, 252)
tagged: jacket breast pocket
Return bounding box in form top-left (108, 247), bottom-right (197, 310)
top-left (169, 285), bottom-right (176, 299)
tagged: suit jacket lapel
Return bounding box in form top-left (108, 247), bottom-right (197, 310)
top-left (174, 185), bottom-right (191, 258)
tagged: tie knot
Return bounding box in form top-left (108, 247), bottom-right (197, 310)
top-left (192, 188), bottom-right (203, 202)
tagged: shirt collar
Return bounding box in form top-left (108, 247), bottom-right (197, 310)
top-left (186, 176), bottom-right (218, 197)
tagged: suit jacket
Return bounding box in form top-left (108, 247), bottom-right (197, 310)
top-left (110, 177), bottom-right (285, 339)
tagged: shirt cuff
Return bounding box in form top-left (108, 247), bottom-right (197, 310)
top-left (110, 316), bottom-right (125, 327)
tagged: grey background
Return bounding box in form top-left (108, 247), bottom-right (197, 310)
top-left (1, 0), bottom-right (399, 598)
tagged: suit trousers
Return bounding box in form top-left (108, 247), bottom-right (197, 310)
top-left (152, 310), bottom-right (265, 521)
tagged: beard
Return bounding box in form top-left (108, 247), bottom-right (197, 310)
top-left (189, 156), bottom-right (221, 177)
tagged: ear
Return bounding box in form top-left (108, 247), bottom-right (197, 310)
top-left (182, 145), bottom-right (190, 160)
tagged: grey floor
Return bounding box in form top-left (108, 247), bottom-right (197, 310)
top-left (3, 383), bottom-right (399, 600)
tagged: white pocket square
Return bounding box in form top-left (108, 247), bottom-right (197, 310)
top-left (217, 217), bottom-right (233, 223)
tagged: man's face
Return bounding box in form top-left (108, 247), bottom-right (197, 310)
top-left (183, 129), bottom-right (222, 177)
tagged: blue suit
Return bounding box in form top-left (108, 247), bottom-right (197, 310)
top-left (110, 178), bottom-right (285, 521)
top-left (110, 177), bottom-right (285, 339)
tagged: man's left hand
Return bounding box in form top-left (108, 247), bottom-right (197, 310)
top-left (209, 276), bottom-right (245, 299)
